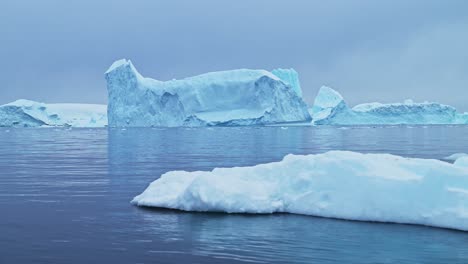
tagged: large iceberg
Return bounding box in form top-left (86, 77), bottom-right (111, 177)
top-left (311, 86), bottom-right (468, 125)
top-left (132, 151), bottom-right (468, 231)
top-left (0, 99), bottom-right (107, 127)
top-left (105, 59), bottom-right (311, 127)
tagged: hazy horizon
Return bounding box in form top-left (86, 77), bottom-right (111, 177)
top-left (1, 0), bottom-right (467, 111)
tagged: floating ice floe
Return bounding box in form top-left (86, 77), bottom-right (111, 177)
top-left (133, 151), bottom-right (468, 231)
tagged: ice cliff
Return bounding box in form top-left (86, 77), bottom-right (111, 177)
top-left (132, 151), bottom-right (468, 232)
top-left (105, 59), bottom-right (311, 127)
top-left (0, 99), bottom-right (107, 127)
top-left (271, 68), bottom-right (302, 97)
top-left (311, 86), bottom-right (468, 125)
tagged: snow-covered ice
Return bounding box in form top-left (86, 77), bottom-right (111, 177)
top-left (105, 59), bottom-right (311, 127)
top-left (311, 87), bottom-right (468, 125)
top-left (132, 151), bottom-right (468, 231)
top-left (0, 99), bottom-right (107, 127)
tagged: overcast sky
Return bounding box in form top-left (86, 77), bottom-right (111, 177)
top-left (1, 0), bottom-right (467, 111)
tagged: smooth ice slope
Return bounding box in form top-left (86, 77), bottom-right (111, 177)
top-left (311, 87), bottom-right (468, 125)
top-left (133, 151), bottom-right (468, 231)
top-left (311, 86), bottom-right (344, 111)
top-left (309, 86), bottom-right (347, 123)
top-left (0, 99), bottom-right (107, 127)
top-left (105, 59), bottom-right (311, 127)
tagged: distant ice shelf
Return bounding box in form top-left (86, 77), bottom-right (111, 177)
top-left (132, 151), bottom-right (468, 232)
top-left (105, 59), bottom-right (311, 127)
top-left (310, 86), bottom-right (468, 125)
top-left (0, 99), bottom-right (107, 127)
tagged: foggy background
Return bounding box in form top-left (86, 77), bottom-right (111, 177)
top-left (1, 0), bottom-right (467, 111)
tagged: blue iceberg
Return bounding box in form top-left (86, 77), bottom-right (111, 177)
top-left (0, 99), bottom-right (107, 127)
top-left (105, 59), bottom-right (311, 127)
top-left (311, 86), bottom-right (468, 125)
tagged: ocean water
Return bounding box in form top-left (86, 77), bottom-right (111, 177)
top-left (1, 126), bottom-right (468, 264)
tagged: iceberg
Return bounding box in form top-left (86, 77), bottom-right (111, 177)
top-left (132, 151), bottom-right (468, 231)
top-left (0, 99), bottom-right (107, 127)
top-left (105, 59), bottom-right (311, 127)
top-left (311, 87), bottom-right (468, 125)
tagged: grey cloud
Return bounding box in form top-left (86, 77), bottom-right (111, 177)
top-left (0, 0), bottom-right (467, 111)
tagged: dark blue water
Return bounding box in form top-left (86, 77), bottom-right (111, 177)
top-left (1, 126), bottom-right (468, 264)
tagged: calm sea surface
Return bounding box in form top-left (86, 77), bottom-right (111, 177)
top-left (1, 126), bottom-right (468, 263)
